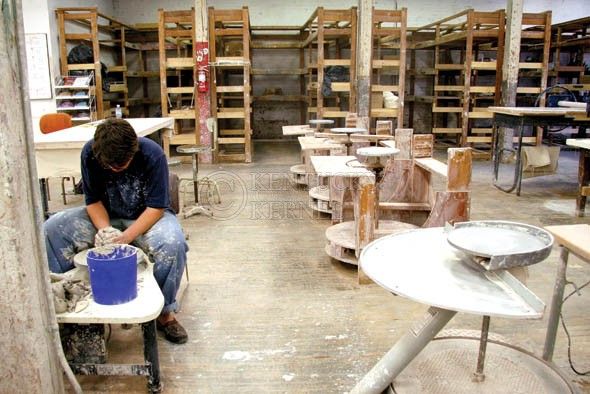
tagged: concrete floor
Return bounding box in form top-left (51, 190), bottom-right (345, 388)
top-left (53, 140), bottom-right (590, 393)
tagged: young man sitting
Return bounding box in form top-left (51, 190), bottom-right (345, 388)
top-left (44, 118), bottom-right (189, 344)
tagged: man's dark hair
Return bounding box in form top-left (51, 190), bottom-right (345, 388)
top-left (92, 119), bottom-right (139, 169)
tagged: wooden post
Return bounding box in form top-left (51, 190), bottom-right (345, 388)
top-left (0, 1), bottom-right (64, 392)
top-left (355, 176), bottom-right (375, 284)
top-left (397, 8), bottom-right (407, 130)
top-left (349, 7), bottom-right (358, 114)
top-left (90, 10), bottom-right (103, 119)
top-left (317, 8), bottom-right (325, 120)
top-left (195, 0), bottom-right (212, 162)
top-left (499, 0), bottom-right (524, 156)
top-left (357, 0), bottom-right (373, 123)
top-left (461, 11), bottom-right (474, 147)
top-left (242, 6), bottom-right (252, 163)
top-left (158, 9), bottom-right (168, 118)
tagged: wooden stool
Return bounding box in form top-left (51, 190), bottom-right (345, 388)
top-left (176, 145), bottom-right (221, 218)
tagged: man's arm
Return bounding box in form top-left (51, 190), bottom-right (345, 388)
top-left (86, 201), bottom-right (111, 230)
top-left (113, 207), bottom-right (165, 244)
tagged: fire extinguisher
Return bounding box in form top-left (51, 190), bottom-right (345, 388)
top-left (197, 66), bottom-right (208, 93)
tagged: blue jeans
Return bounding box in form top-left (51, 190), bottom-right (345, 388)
top-left (44, 206), bottom-right (188, 314)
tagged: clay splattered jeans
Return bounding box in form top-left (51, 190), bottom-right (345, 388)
top-left (44, 206), bottom-right (188, 314)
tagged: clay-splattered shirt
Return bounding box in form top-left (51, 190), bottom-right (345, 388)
top-left (81, 137), bottom-right (170, 219)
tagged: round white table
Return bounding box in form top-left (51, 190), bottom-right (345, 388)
top-left (351, 226), bottom-right (569, 393)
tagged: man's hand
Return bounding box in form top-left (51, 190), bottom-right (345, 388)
top-left (111, 231), bottom-right (135, 245)
top-left (94, 226), bottom-right (123, 247)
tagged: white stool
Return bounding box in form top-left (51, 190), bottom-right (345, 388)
top-left (176, 145), bottom-right (221, 218)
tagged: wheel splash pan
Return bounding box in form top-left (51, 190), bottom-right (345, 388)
top-left (446, 220), bottom-right (554, 271)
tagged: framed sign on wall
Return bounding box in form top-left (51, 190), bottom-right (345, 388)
top-left (25, 33), bottom-right (52, 100)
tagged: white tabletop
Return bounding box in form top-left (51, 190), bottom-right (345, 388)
top-left (298, 136), bottom-right (343, 151)
top-left (34, 117), bottom-right (173, 178)
top-left (356, 146), bottom-right (399, 158)
top-left (330, 127), bottom-right (367, 134)
top-left (34, 117), bottom-right (174, 149)
top-left (282, 124), bottom-right (314, 136)
top-left (566, 138), bottom-right (590, 150)
top-left (360, 227), bottom-right (545, 319)
top-left (310, 155), bottom-right (374, 178)
top-left (309, 119), bottom-right (334, 125)
top-left (56, 262), bottom-right (164, 324)
top-left (488, 106), bottom-right (586, 117)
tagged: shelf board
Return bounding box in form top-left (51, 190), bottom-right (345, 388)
top-left (108, 84), bottom-right (127, 93)
top-left (57, 107), bottom-right (91, 110)
top-left (371, 108), bottom-right (399, 117)
top-left (472, 61), bottom-right (497, 70)
top-left (433, 106), bottom-right (462, 113)
top-left (56, 96), bottom-right (89, 100)
top-left (433, 127), bottom-right (462, 134)
top-left (127, 71), bottom-right (160, 78)
top-left (251, 68), bottom-right (305, 75)
top-left (436, 64), bottom-right (464, 71)
top-left (253, 95), bottom-right (306, 102)
top-left (107, 65), bottom-right (127, 73)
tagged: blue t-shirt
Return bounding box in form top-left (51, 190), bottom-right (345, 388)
top-left (81, 137), bottom-right (170, 219)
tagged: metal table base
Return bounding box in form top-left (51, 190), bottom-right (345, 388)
top-left (492, 112), bottom-right (590, 196)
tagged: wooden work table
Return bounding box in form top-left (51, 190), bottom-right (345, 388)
top-left (33, 117), bottom-right (173, 215)
top-left (289, 136), bottom-right (345, 186)
top-left (489, 107), bottom-right (590, 196)
top-left (34, 117), bottom-right (174, 179)
top-left (543, 224), bottom-right (590, 362)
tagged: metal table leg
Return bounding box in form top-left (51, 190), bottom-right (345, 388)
top-left (142, 320), bottom-right (162, 393)
top-left (39, 178), bottom-right (50, 219)
top-left (493, 117), bottom-right (525, 195)
top-left (351, 307), bottom-right (457, 394)
top-left (542, 247), bottom-right (569, 362)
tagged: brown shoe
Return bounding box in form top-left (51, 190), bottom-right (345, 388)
top-left (156, 318), bottom-right (188, 344)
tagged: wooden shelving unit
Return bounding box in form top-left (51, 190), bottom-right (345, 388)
top-left (370, 8), bottom-right (407, 130)
top-left (124, 24), bottom-right (165, 118)
top-left (302, 7), bottom-right (357, 124)
top-left (250, 25), bottom-right (307, 134)
top-left (55, 8), bottom-right (132, 120)
top-left (158, 8), bottom-right (199, 154)
top-left (548, 16), bottom-right (589, 90)
top-left (208, 7), bottom-right (252, 163)
top-left (515, 12), bottom-right (552, 146)
top-left (411, 9), bottom-right (506, 148)
top-left (409, 10), bottom-right (551, 152)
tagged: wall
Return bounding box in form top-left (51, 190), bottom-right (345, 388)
top-left (21, 0), bottom-right (115, 131)
top-left (114, 0), bottom-right (589, 26)
top-left (21, 0), bottom-right (55, 131)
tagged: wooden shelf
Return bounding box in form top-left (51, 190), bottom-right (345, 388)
top-left (56, 8), bottom-right (139, 120)
top-left (303, 7), bottom-right (357, 125)
top-left (253, 95), bottom-right (307, 102)
top-left (407, 9), bottom-right (550, 148)
top-left (209, 7), bottom-right (252, 163)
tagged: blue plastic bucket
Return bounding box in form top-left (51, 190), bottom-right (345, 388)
top-left (86, 244), bottom-right (138, 305)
